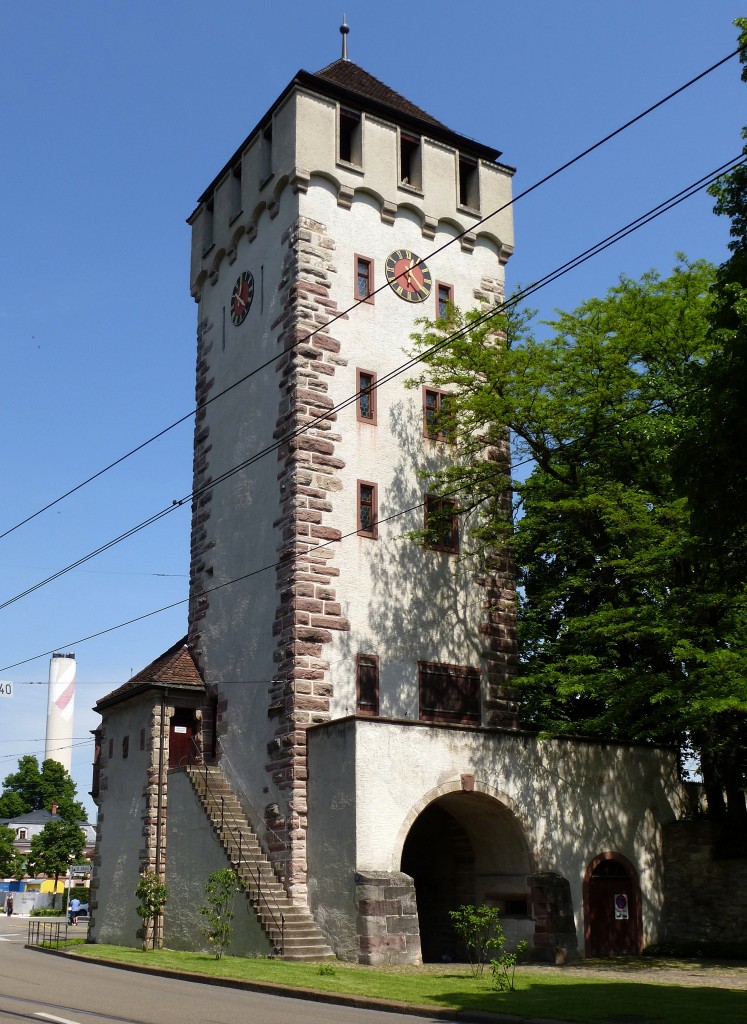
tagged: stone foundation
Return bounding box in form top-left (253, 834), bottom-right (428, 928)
top-left (528, 871), bottom-right (579, 963)
top-left (355, 870), bottom-right (422, 965)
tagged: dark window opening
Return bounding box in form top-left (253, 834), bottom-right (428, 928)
top-left (108, 737), bottom-right (114, 759)
top-left (356, 653), bottom-right (379, 716)
top-left (357, 368), bottom-right (377, 423)
top-left (418, 661), bottom-right (480, 725)
top-left (230, 163), bottom-right (242, 219)
top-left (201, 198), bottom-right (214, 256)
top-left (139, 728), bottom-right (145, 751)
top-left (261, 122), bottom-right (273, 183)
top-left (122, 736), bottom-right (129, 760)
top-left (458, 155), bottom-right (479, 209)
top-left (339, 108), bottom-right (362, 165)
top-left (425, 493), bottom-right (458, 553)
top-left (400, 132), bottom-right (422, 189)
top-left (358, 480), bottom-right (378, 538)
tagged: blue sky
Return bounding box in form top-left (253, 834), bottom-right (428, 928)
top-left (0, 3), bottom-right (743, 817)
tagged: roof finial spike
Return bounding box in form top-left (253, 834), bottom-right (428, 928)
top-left (340, 15), bottom-right (349, 61)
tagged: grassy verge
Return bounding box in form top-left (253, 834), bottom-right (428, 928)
top-left (63, 945), bottom-right (747, 1024)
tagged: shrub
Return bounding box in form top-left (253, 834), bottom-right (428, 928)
top-left (449, 904), bottom-right (505, 976)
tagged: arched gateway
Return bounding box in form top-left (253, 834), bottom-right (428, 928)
top-left (400, 790), bottom-right (533, 962)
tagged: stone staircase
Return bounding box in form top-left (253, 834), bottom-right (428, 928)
top-left (185, 764), bottom-right (334, 961)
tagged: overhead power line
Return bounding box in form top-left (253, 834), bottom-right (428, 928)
top-left (0, 153), bottom-right (741, 617)
top-left (0, 154), bottom-right (741, 672)
top-left (0, 47), bottom-right (739, 547)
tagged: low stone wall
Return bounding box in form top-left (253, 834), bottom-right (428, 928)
top-left (355, 870), bottom-right (422, 965)
top-left (663, 820), bottom-right (747, 943)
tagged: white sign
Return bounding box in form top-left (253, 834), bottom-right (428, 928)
top-left (0, 681), bottom-right (12, 698)
top-left (614, 893), bottom-right (629, 920)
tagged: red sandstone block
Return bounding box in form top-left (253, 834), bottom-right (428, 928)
top-left (310, 526), bottom-right (342, 542)
top-left (309, 615), bottom-right (351, 631)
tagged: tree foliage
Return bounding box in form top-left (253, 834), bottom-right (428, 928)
top-left (135, 872), bottom-right (168, 950)
top-left (198, 868), bottom-right (239, 959)
top-left (0, 824), bottom-right (23, 879)
top-left (27, 820), bottom-right (86, 904)
top-left (0, 755), bottom-right (87, 821)
top-left (410, 254), bottom-right (747, 832)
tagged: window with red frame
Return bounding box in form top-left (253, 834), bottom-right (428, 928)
top-left (355, 255), bottom-right (374, 303)
top-left (418, 661), bottom-right (480, 725)
top-left (423, 388), bottom-right (454, 441)
top-left (436, 282), bottom-right (453, 320)
top-left (356, 654), bottom-right (379, 716)
top-left (358, 480), bottom-right (378, 538)
top-left (357, 368), bottom-right (377, 424)
top-left (424, 493), bottom-right (458, 553)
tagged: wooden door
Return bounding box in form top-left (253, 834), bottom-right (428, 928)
top-left (169, 708), bottom-right (197, 767)
top-left (586, 858), bottom-right (640, 956)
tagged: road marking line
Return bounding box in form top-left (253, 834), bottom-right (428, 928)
top-left (35, 1014), bottom-right (84, 1024)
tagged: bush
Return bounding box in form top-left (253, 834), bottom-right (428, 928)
top-left (30, 907), bottom-right (65, 917)
top-left (449, 904), bottom-right (505, 976)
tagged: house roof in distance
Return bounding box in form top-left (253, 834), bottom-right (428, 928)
top-left (96, 636), bottom-right (204, 710)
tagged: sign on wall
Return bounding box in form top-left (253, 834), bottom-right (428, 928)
top-left (0, 681), bottom-right (12, 698)
top-left (614, 894), bottom-right (629, 920)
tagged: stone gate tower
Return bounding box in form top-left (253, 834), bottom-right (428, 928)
top-left (91, 33), bottom-right (687, 965)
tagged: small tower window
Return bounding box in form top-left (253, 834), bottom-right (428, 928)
top-left (355, 255), bottom-right (374, 303)
top-left (424, 388), bottom-right (454, 442)
top-left (122, 736), bottom-right (129, 760)
top-left (18, 828), bottom-right (27, 841)
top-left (260, 122), bottom-right (273, 184)
top-left (424, 494), bottom-right (459, 553)
top-left (400, 132), bottom-right (422, 189)
top-left (458, 155), bottom-right (479, 210)
top-left (339, 108), bottom-right (362, 166)
top-left (358, 481), bottom-right (378, 539)
top-left (357, 368), bottom-right (377, 424)
top-left (436, 282), bottom-right (454, 320)
top-left (356, 654), bottom-right (380, 716)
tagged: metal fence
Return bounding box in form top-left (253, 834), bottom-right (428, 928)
top-left (27, 919), bottom-right (69, 949)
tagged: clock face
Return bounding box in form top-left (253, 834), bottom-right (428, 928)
top-left (230, 271), bottom-right (254, 325)
top-left (385, 249), bottom-right (433, 303)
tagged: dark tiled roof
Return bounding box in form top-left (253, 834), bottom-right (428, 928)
top-left (97, 637), bottom-right (204, 708)
top-left (1, 809), bottom-right (60, 826)
top-left (314, 60), bottom-right (446, 128)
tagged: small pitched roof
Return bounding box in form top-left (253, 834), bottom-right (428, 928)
top-left (96, 637), bottom-right (204, 710)
top-left (1, 808), bottom-right (60, 827)
top-left (314, 59), bottom-right (446, 129)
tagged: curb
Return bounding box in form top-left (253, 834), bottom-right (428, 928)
top-left (26, 944), bottom-right (574, 1024)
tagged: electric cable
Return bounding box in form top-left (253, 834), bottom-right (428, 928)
top-left (0, 154), bottom-right (740, 615)
top-left (0, 47), bottom-right (739, 545)
top-left (1, 154), bottom-right (741, 671)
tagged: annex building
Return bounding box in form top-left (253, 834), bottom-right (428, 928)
top-left (89, 32), bottom-right (688, 962)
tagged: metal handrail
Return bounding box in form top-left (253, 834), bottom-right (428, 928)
top-left (191, 761), bottom-right (286, 956)
top-left (217, 748), bottom-right (289, 859)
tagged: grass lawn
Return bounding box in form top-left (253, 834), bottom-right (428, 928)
top-left (64, 945), bottom-right (747, 1024)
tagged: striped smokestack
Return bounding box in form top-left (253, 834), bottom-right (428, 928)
top-left (45, 652), bottom-right (76, 772)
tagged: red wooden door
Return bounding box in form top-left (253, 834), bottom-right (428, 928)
top-left (586, 859), bottom-right (640, 956)
top-left (169, 708), bottom-right (197, 767)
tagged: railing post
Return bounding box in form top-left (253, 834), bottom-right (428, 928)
top-left (238, 830), bottom-right (242, 868)
top-left (220, 795), bottom-right (224, 831)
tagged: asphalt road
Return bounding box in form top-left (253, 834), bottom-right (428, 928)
top-left (0, 918), bottom-right (467, 1024)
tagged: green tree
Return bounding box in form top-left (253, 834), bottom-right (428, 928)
top-left (27, 820), bottom-right (86, 906)
top-left (410, 257), bottom-right (747, 833)
top-left (0, 824), bottom-right (23, 879)
top-left (198, 868), bottom-right (239, 959)
top-left (0, 755), bottom-right (87, 821)
top-left (135, 872), bottom-right (168, 950)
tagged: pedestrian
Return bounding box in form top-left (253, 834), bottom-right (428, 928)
top-left (70, 896), bottom-right (81, 926)
top-left (5, 894), bottom-right (13, 917)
